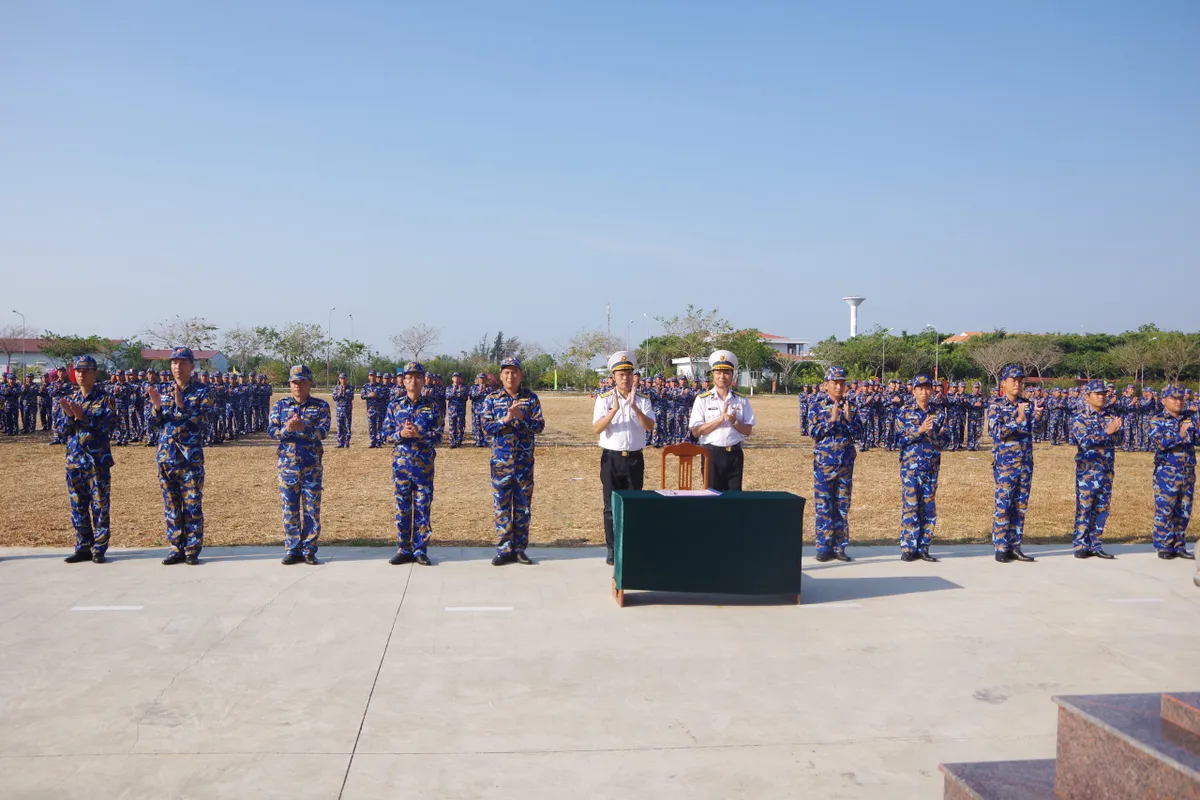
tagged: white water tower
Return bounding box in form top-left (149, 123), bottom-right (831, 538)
top-left (843, 296), bottom-right (865, 338)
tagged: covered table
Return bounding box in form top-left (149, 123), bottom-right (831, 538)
top-left (611, 490), bottom-right (806, 606)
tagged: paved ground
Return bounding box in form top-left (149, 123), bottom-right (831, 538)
top-left (0, 543), bottom-right (1197, 799)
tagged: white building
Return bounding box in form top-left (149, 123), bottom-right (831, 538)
top-left (671, 333), bottom-right (810, 389)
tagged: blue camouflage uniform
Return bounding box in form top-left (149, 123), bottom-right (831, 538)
top-left (966, 383), bottom-right (986, 450)
top-left (895, 375), bottom-right (947, 557)
top-left (469, 373), bottom-right (489, 447)
top-left (20, 377), bottom-right (38, 433)
top-left (269, 366), bottom-right (331, 558)
top-left (364, 372), bottom-right (388, 447)
top-left (1071, 380), bottom-right (1121, 556)
top-left (807, 366), bottom-right (860, 558)
top-left (151, 348), bottom-right (212, 559)
top-left (988, 365), bottom-right (1039, 557)
top-left (483, 358), bottom-right (546, 558)
top-left (1148, 385), bottom-right (1196, 557)
top-left (62, 356), bottom-right (116, 558)
top-left (38, 376), bottom-right (53, 430)
top-left (445, 374), bottom-right (470, 448)
top-left (332, 372), bottom-right (355, 448)
top-left (385, 363), bottom-right (440, 557)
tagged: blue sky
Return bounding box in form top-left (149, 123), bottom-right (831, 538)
top-left (3, 1), bottom-right (1198, 357)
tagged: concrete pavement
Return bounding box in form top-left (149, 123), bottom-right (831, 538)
top-left (0, 544), bottom-right (1197, 799)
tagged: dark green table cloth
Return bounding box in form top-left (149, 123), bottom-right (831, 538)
top-left (613, 490), bottom-right (806, 599)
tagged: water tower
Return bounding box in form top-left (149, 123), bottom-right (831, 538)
top-left (843, 296), bottom-right (866, 338)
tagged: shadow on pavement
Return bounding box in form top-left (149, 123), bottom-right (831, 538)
top-left (801, 574), bottom-right (961, 604)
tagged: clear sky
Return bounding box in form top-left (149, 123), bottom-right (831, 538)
top-left (3, 1), bottom-right (1198, 357)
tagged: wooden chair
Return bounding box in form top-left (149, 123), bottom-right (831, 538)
top-left (661, 443), bottom-right (710, 490)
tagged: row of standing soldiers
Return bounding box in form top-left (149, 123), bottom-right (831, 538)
top-left (19, 369), bottom-right (274, 446)
top-left (798, 380), bottom-right (989, 452)
top-left (797, 380), bottom-right (1198, 454)
top-left (341, 371), bottom-right (487, 449)
top-left (0, 372), bottom-right (53, 435)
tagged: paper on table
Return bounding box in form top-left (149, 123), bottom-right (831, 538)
top-left (654, 489), bottom-right (721, 497)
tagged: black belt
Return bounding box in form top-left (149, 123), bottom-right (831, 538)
top-left (706, 443), bottom-right (742, 453)
top-left (604, 448), bottom-right (643, 457)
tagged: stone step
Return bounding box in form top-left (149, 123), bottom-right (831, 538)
top-left (938, 759), bottom-right (1056, 800)
top-left (1054, 693), bottom-right (1200, 799)
top-left (1164, 693), bottom-right (1200, 740)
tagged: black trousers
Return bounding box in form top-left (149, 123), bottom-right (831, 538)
top-left (601, 448), bottom-right (645, 551)
top-left (704, 444), bottom-right (744, 492)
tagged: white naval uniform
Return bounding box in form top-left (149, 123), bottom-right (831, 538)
top-left (688, 389), bottom-right (756, 491)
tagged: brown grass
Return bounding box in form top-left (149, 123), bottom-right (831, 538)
top-left (0, 393), bottom-right (1159, 549)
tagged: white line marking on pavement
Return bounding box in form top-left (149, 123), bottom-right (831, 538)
top-left (1109, 598), bottom-right (1162, 604)
top-left (812, 602), bottom-right (861, 608)
top-left (71, 606), bottom-right (144, 612)
top-left (444, 606), bottom-right (514, 612)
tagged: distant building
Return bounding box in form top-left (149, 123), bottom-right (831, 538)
top-left (671, 332), bottom-right (810, 389)
top-left (0, 338), bottom-right (229, 375)
top-left (942, 332), bottom-right (983, 345)
top-left (141, 349), bottom-right (229, 372)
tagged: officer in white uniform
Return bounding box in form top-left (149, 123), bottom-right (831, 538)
top-left (593, 351), bottom-right (656, 565)
top-left (688, 350), bottom-right (756, 491)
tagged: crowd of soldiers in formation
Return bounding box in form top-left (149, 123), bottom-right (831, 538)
top-left (794, 379), bottom-right (1199, 453)
top-left (0, 368), bottom-right (274, 445)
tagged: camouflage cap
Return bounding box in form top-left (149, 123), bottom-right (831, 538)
top-left (288, 365), bottom-right (312, 383)
top-left (168, 346), bottom-right (194, 362)
top-left (338, 371), bottom-right (348, 379)
top-left (402, 362), bottom-right (426, 376)
top-left (825, 366), bottom-right (847, 381)
top-left (999, 364), bottom-right (1025, 381)
top-left (367, 370), bottom-right (376, 376)
top-left (452, 372), bottom-right (462, 378)
top-left (1083, 379), bottom-right (1108, 393)
top-left (911, 374), bottom-right (934, 388)
top-left (1161, 384), bottom-right (1186, 399)
top-left (73, 355), bottom-right (98, 370)
top-left (500, 356), bottom-right (522, 370)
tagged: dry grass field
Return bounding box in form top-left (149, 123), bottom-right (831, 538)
top-left (0, 393), bottom-right (1161, 550)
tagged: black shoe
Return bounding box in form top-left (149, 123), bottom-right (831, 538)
top-left (414, 553), bottom-right (431, 566)
top-left (814, 551), bottom-right (834, 563)
top-left (919, 550), bottom-right (939, 563)
top-left (304, 553), bottom-right (319, 565)
top-left (1158, 551), bottom-right (1177, 560)
top-left (162, 552), bottom-right (185, 565)
top-left (605, 551), bottom-right (614, 566)
top-left (514, 552), bottom-right (534, 565)
top-left (995, 550), bottom-right (1012, 563)
top-left (281, 553), bottom-right (304, 565)
top-left (900, 551), bottom-right (918, 562)
top-left (389, 552), bottom-right (414, 565)
top-left (834, 550), bottom-right (853, 562)
top-left (1010, 548), bottom-right (1035, 562)
top-left (64, 549), bottom-right (93, 563)
top-left (492, 553), bottom-right (514, 566)
top-left (1074, 550), bottom-right (1094, 559)
top-left (91, 552), bottom-right (106, 564)
top-left (1176, 550), bottom-right (1195, 560)
top-left (185, 553), bottom-right (200, 566)
top-left (1093, 550), bottom-right (1115, 560)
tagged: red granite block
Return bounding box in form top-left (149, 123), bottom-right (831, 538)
top-left (1054, 693), bottom-right (1200, 800)
top-left (939, 760), bottom-right (1056, 800)
top-left (1163, 693), bottom-right (1200, 740)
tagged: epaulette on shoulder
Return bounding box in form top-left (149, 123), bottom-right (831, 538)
top-left (600, 390), bottom-right (613, 398)
top-left (699, 390), bottom-right (713, 398)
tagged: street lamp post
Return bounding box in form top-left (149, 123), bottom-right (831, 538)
top-left (327, 307), bottom-right (336, 384)
top-left (11, 310), bottom-right (25, 378)
top-left (642, 313), bottom-right (650, 376)
top-left (349, 313), bottom-right (354, 341)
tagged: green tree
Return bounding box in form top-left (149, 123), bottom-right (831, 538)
top-left (37, 332), bottom-right (107, 368)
